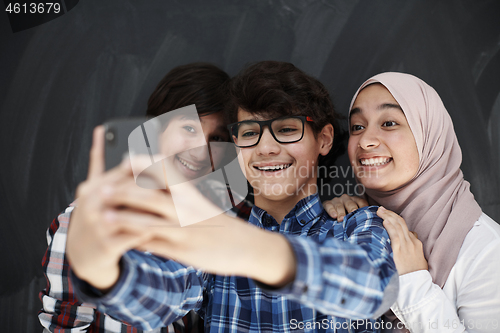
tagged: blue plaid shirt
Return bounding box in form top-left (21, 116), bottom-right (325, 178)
top-left (72, 194), bottom-right (398, 333)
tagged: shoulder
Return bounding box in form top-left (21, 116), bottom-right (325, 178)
top-left (345, 205), bottom-right (380, 221)
top-left (446, 213), bottom-right (500, 304)
top-left (328, 206), bottom-right (389, 244)
top-left (46, 201), bottom-right (77, 240)
top-left (57, 200), bottom-right (78, 224)
top-left (448, 213), bottom-right (500, 287)
top-left (342, 206), bottom-right (383, 233)
top-left (457, 213), bottom-right (500, 260)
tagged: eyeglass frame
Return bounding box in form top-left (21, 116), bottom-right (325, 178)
top-left (227, 115), bottom-right (314, 148)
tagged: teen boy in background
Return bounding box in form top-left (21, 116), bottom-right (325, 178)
top-left (39, 63), bottom-right (252, 332)
top-left (65, 61), bottom-right (398, 332)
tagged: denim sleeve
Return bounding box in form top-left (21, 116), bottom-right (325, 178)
top-left (71, 250), bottom-right (205, 331)
top-left (262, 206), bottom-right (398, 319)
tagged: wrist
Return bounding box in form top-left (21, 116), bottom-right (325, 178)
top-left (246, 230), bottom-right (296, 287)
top-left (75, 263), bottom-right (121, 293)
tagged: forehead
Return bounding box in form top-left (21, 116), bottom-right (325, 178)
top-left (237, 108), bottom-right (291, 122)
top-left (350, 84), bottom-right (403, 118)
top-left (355, 83), bottom-right (396, 103)
top-left (199, 112), bottom-right (228, 134)
top-left (200, 111), bottom-right (223, 124)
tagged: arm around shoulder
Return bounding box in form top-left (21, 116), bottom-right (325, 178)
top-left (256, 206), bottom-right (398, 319)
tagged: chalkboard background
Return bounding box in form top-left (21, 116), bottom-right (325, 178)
top-left (1, 1), bottom-right (499, 331)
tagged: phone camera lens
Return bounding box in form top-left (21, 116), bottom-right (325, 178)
top-left (106, 129), bottom-right (116, 145)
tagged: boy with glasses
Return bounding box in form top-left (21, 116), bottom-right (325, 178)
top-left (66, 61), bottom-right (398, 332)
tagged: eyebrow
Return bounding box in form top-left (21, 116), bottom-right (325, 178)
top-left (378, 103), bottom-right (403, 112)
top-left (349, 103), bottom-right (403, 118)
top-left (216, 125), bottom-right (229, 134)
top-left (180, 115), bottom-right (199, 121)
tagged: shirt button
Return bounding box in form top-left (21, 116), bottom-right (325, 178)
top-left (341, 298), bottom-right (346, 304)
top-left (302, 285), bottom-right (308, 293)
top-left (300, 219), bottom-right (305, 224)
top-left (264, 217), bottom-right (271, 226)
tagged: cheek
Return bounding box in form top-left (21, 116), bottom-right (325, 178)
top-left (347, 138), bottom-right (358, 162)
top-left (393, 133), bottom-right (419, 174)
top-left (160, 128), bottom-right (188, 157)
top-left (159, 131), bottom-right (174, 156)
top-left (237, 151), bottom-right (249, 177)
top-left (210, 149), bottom-right (224, 167)
top-left (405, 145), bottom-right (420, 175)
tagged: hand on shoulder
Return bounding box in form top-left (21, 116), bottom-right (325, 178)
top-left (323, 194), bottom-right (368, 221)
top-left (377, 206), bottom-right (428, 276)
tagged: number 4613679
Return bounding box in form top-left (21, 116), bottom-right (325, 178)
top-left (5, 2), bottom-right (61, 14)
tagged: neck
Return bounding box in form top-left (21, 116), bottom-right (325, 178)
top-left (254, 191), bottom-right (316, 224)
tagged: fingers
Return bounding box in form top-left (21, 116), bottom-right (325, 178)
top-left (382, 219), bottom-right (406, 249)
top-left (377, 207), bottom-right (429, 275)
top-left (323, 198), bottom-right (339, 219)
top-left (378, 207), bottom-right (423, 250)
top-left (324, 196), bottom-right (349, 221)
top-left (77, 158), bottom-right (135, 198)
top-left (88, 126), bottom-right (105, 180)
top-left (104, 208), bottom-right (173, 227)
top-left (378, 206), bottom-right (411, 244)
top-left (341, 194), bottom-right (361, 214)
top-left (351, 196), bottom-right (368, 208)
top-left (103, 209), bottom-right (177, 250)
top-left (102, 178), bottom-right (177, 220)
top-left (323, 194), bottom-right (367, 222)
top-left (135, 239), bottom-right (175, 258)
top-left (107, 231), bottom-right (155, 256)
top-left (126, 156), bottom-right (171, 191)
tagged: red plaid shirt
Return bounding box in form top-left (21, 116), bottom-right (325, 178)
top-left (39, 190), bottom-right (252, 332)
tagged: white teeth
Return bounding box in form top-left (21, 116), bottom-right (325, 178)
top-left (255, 164), bottom-right (291, 171)
top-left (177, 156), bottom-right (202, 171)
top-left (360, 157), bottom-right (391, 166)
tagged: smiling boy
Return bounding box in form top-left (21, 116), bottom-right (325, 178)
top-left (67, 61), bottom-right (398, 333)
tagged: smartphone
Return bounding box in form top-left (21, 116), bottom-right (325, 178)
top-left (103, 118), bottom-right (159, 171)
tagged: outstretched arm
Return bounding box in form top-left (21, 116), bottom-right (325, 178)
top-left (120, 186), bottom-right (398, 319)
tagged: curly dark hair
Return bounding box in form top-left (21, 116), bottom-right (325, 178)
top-left (225, 61), bottom-right (347, 186)
top-left (146, 62), bottom-right (230, 119)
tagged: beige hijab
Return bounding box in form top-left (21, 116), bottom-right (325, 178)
top-left (349, 72), bottom-right (482, 288)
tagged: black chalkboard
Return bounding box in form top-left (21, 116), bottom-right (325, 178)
top-left (1, 1), bottom-right (499, 331)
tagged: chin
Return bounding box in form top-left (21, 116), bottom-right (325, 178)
top-left (358, 179), bottom-right (393, 192)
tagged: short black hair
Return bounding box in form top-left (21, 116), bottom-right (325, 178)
top-left (146, 62), bottom-right (230, 119)
top-left (225, 61), bottom-right (347, 185)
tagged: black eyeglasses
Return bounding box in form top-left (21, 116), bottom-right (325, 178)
top-left (227, 116), bottom-right (314, 148)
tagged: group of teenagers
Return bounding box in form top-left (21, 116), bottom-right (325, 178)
top-left (39, 61), bottom-right (500, 332)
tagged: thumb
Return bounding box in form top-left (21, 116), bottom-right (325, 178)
top-left (87, 126), bottom-right (105, 180)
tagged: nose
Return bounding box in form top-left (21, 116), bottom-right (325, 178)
top-left (188, 145), bottom-right (210, 163)
top-left (358, 127), bottom-right (380, 149)
top-left (255, 127), bottom-right (280, 156)
top-left (187, 132), bottom-right (210, 163)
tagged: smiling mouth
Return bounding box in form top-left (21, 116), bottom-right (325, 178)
top-left (359, 157), bottom-right (392, 167)
top-left (176, 156), bottom-right (205, 171)
top-left (254, 163), bottom-right (292, 172)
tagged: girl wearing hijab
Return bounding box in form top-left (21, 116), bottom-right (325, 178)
top-left (347, 72), bottom-right (500, 332)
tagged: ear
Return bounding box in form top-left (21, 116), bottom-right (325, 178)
top-left (318, 124), bottom-right (334, 156)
